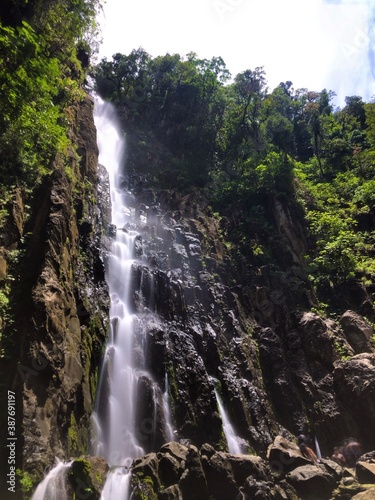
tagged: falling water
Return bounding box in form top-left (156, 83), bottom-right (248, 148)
top-left (163, 373), bottom-right (175, 442)
top-left (214, 389), bottom-right (242, 455)
top-left (100, 467), bottom-right (131, 500)
top-left (314, 435), bottom-right (322, 460)
top-left (91, 97), bottom-right (142, 497)
top-left (92, 96), bottom-right (175, 498)
top-left (31, 459), bottom-right (72, 500)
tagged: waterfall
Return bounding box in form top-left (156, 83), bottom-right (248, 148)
top-left (91, 97), bottom-right (143, 469)
top-left (92, 97), bottom-right (175, 497)
top-left (314, 434), bottom-right (322, 460)
top-left (163, 373), bottom-right (175, 443)
top-left (100, 467), bottom-right (131, 500)
top-left (31, 459), bottom-right (72, 500)
top-left (214, 388), bottom-right (242, 455)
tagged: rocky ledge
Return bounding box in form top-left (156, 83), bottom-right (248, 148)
top-left (66, 437), bottom-right (375, 500)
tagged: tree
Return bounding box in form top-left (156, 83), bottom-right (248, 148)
top-left (94, 51), bottom-right (230, 188)
top-left (94, 49), bottom-right (151, 104)
top-left (343, 96), bottom-right (366, 129)
top-left (365, 102), bottom-right (375, 147)
top-left (233, 67), bottom-right (267, 150)
top-left (0, 0), bottom-right (102, 186)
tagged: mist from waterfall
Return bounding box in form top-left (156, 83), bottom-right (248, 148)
top-left (31, 460), bottom-right (72, 500)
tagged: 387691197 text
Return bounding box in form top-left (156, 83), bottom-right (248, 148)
top-left (7, 390), bottom-right (17, 493)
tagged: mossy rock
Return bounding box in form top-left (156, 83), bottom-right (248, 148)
top-left (131, 473), bottom-right (158, 500)
top-left (68, 456), bottom-right (108, 499)
top-left (332, 480), bottom-right (369, 500)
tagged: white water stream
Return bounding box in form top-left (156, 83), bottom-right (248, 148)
top-left (315, 434), bottom-right (322, 460)
top-left (31, 459), bottom-right (72, 500)
top-left (91, 97), bottom-right (175, 498)
top-left (214, 388), bottom-right (242, 455)
top-left (163, 373), bottom-right (175, 443)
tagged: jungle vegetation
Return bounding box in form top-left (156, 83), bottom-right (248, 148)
top-left (1, 0), bottom-right (375, 313)
top-left (93, 48), bottom-right (375, 304)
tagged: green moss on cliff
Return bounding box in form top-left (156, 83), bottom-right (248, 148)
top-left (68, 458), bottom-right (103, 500)
top-left (131, 473), bottom-right (158, 500)
top-left (16, 469), bottom-right (37, 495)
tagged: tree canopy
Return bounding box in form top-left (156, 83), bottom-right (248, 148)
top-left (93, 49), bottom-right (375, 304)
top-left (0, 0), bottom-right (102, 187)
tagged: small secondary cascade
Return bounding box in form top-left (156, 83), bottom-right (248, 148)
top-left (100, 468), bottom-right (131, 500)
top-left (91, 97), bottom-right (175, 498)
top-left (214, 388), bottom-right (242, 455)
top-left (314, 435), bottom-right (322, 460)
top-left (163, 373), bottom-right (175, 443)
top-left (31, 459), bottom-right (72, 500)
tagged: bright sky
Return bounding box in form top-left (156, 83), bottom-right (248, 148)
top-left (96, 0), bottom-right (375, 107)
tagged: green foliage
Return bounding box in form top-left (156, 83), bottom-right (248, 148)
top-left (255, 152), bottom-right (294, 195)
top-left (333, 340), bottom-right (352, 361)
top-left (0, 0), bottom-right (102, 189)
top-left (353, 180), bottom-right (375, 207)
top-left (0, 290), bottom-right (9, 311)
top-left (93, 50), bottom-right (230, 188)
top-left (365, 102), bottom-right (375, 146)
top-left (91, 50), bottom-right (375, 301)
top-left (132, 474), bottom-right (158, 500)
top-left (16, 469), bottom-right (35, 493)
top-left (0, 20), bottom-right (73, 184)
top-left (68, 412), bottom-right (80, 454)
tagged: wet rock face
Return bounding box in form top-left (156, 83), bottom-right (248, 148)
top-left (333, 354), bottom-right (375, 445)
top-left (252, 304), bottom-right (375, 455)
top-left (339, 310), bottom-right (374, 354)
top-left (0, 95), bottom-right (110, 482)
top-left (130, 442), bottom-right (276, 500)
top-left (286, 464), bottom-right (337, 500)
top-left (4, 99), bottom-right (375, 495)
top-left (120, 189), bottom-right (280, 457)
top-left (267, 436), bottom-right (312, 473)
top-left (127, 438), bottom-right (375, 500)
top-left (105, 185), bottom-right (375, 464)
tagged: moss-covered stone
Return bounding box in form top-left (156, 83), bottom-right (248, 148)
top-left (131, 473), bottom-right (158, 500)
top-left (68, 456), bottom-right (108, 500)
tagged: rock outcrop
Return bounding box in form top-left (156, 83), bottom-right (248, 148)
top-left (0, 96), bottom-right (110, 494)
top-left (120, 437), bottom-right (375, 500)
top-left (109, 186), bottom-right (375, 462)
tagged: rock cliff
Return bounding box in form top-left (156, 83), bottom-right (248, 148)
top-left (1, 97), bottom-right (375, 499)
top-left (118, 186), bottom-right (375, 459)
top-left (0, 96), bottom-right (110, 496)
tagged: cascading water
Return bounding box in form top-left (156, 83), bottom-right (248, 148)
top-left (163, 373), bottom-right (175, 443)
top-left (214, 387), bottom-right (242, 455)
top-left (314, 434), bottom-right (322, 460)
top-left (91, 97), bottom-right (175, 498)
top-left (31, 459), bottom-right (72, 500)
